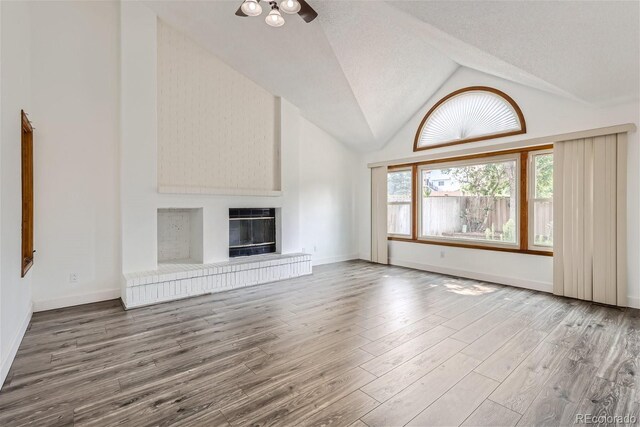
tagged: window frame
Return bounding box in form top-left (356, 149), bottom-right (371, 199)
top-left (386, 166), bottom-right (415, 238)
top-left (528, 148), bottom-right (554, 252)
top-left (21, 110), bottom-right (34, 277)
top-left (387, 145), bottom-right (553, 256)
top-left (413, 86), bottom-right (526, 152)
top-left (417, 153), bottom-right (521, 250)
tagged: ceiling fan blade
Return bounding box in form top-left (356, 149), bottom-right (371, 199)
top-left (297, 0), bottom-right (318, 23)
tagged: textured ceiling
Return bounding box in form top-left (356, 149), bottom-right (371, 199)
top-left (389, 0), bottom-right (640, 106)
top-left (147, 1), bottom-right (639, 151)
top-left (313, 1), bottom-right (457, 143)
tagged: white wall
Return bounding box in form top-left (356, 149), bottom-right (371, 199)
top-left (29, 1), bottom-right (121, 312)
top-left (120, 1), bottom-right (158, 274)
top-left (279, 98), bottom-right (301, 255)
top-left (1, 0), bottom-right (3, 386)
top-left (358, 67), bottom-right (640, 305)
top-left (0, 0), bottom-right (33, 385)
top-left (120, 3), bottom-right (359, 279)
top-left (299, 118), bottom-right (359, 264)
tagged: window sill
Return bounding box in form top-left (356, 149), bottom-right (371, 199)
top-left (387, 236), bottom-right (553, 257)
top-left (388, 233), bottom-right (412, 239)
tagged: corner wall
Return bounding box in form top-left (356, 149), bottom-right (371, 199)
top-left (358, 67), bottom-right (640, 305)
top-left (1, 0), bottom-right (33, 385)
top-left (28, 1), bottom-right (121, 312)
top-left (299, 118), bottom-right (359, 264)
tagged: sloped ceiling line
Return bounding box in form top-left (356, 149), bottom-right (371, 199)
top-left (146, 1), bottom-right (639, 152)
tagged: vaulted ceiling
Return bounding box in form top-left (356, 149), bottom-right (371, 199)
top-left (147, 1), bottom-right (639, 152)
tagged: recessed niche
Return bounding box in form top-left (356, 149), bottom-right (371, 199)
top-left (157, 208), bottom-right (203, 264)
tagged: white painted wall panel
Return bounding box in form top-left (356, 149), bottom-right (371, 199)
top-left (299, 119), bottom-right (359, 264)
top-left (0, 0), bottom-right (33, 387)
top-left (29, 1), bottom-right (121, 312)
top-left (157, 20), bottom-right (279, 192)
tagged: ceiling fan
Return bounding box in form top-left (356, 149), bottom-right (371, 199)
top-left (235, 0), bottom-right (318, 27)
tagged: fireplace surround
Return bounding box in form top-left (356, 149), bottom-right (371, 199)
top-left (123, 208), bottom-right (311, 309)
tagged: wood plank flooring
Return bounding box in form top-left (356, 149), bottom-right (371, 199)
top-left (1, 260), bottom-right (639, 426)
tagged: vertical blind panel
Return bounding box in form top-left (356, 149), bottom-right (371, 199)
top-left (606, 135), bottom-right (617, 305)
top-left (576, 141), bottom-right (585, 300)
top-left (553, 133), bottom-right (626, 306)
top-left (565, 141), bottom-right (574, 299)
top-left (582, 140), bottom-right (594, 302)
top-left (553, 140), bottom-right (564, 297)
top-left (607, 135), bottom-right (618, 304)
top-left (371, 166), bottom-right (388, 264)
top-left (616, 133), bottom-right (628, 307)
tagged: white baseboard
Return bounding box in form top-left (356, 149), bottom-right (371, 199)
top-left (389, 258), bottom-right (553, 294)
top-left (313, 253), bottom-right (359, 266)
top-left (358, 253), bottom-right (372, 262)
top-left (1, 303), bottom-right (32, 389)
top-left (627, 296), bottom-right (640, 309)
top-left (33, 289), bottom-right (121, 312)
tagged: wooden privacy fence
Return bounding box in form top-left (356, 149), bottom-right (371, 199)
top-left (422, 196), bottom-right (511, 235)
top-left (387, 203), bottom-right (411, 235)
top-left (533, 200), bottom-right (553, 243)
top-left (388, 196), bottom-right (552, 241)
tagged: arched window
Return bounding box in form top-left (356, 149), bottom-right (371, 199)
top-left (414, 86), bottom-right (526, 151)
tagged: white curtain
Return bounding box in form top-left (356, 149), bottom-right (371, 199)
top-left (553, 133), bottom-right (627, 306)
top-left (371, 166), bottom-right (388, 264)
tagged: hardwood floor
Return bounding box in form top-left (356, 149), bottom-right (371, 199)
top-left (1, 260), bottom-right (639, 426)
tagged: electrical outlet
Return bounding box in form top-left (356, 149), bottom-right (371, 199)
top-left (69, 273), bottom-right (78, 284)
top-left (302, 247), bottom-right (306, 253)
top-left (440, 251), bottom-right (445, 258)
top-left (313, 246), bottom-right (317, 253)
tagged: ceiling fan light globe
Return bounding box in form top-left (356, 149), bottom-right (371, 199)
top-left (279, 0), bottom-right (301, 14)
top-left (241, 0), bottom-right (262, 17)
top-left (265, 9), bottom-right (285, 27)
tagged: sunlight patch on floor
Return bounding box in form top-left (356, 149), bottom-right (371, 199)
top-left (444, 282), bottom-right (498, 296)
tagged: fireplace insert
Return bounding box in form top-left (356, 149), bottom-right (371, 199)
top-left (229, 208), bottom-right (276, 257)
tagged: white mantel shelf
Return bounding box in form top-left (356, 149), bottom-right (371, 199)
top-left (122, 253), bottom-right (312, 309)
top-left (158, 185), bottom-right (282, 197)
